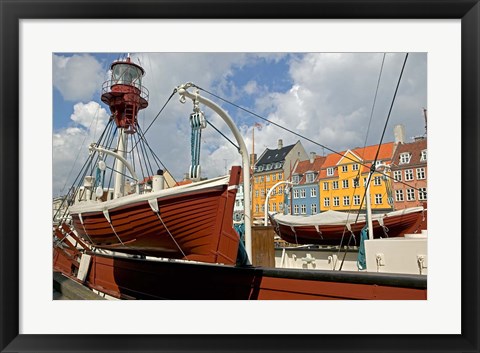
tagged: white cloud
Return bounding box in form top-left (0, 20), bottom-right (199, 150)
top-left (52, 52), bottom-right (427, 195)
top-left (53, 54), bottom-right (104, 101)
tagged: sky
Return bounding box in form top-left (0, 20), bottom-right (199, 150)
top-left (52, 52), bottom-right (427, 197)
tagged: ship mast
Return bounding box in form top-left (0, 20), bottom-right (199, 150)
top-left (101, 55), bottom-right (149, 198)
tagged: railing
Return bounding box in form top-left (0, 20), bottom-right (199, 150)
top-left (101, 80), bottom-right (149, 102)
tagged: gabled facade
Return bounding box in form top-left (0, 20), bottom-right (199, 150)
top-left (319, 142), bottom-right (395, 213)
top-left (390, 138), bottom-right (427, 209)
top-left (252, 139), bottom-right (308, 220)
top-left (284, 153), bottom-right (326, 215)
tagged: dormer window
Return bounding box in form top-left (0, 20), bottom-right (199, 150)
top-left (306, 173), bottom-right (315, 183)
top-left (257, 165), bottom-right (264, 172)
top-left (420, 150), bottom-right (427, 161)
top-left (292, 175), bottom-right (300, 184)
top-left (266, 164), bottom-right (273, 171)
top-left (327, 167), bottom-right (334, 176)
top-left (399, 153), bottom-right (411, 164)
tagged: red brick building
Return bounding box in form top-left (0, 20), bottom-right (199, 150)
top-left (390, 137), bottom-right (427, 209)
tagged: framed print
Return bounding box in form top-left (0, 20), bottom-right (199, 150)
top-left (1, 0), bottom-right (479, 352)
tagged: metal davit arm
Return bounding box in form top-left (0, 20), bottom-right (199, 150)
top-left (177, 84), bottom-right (252, 264)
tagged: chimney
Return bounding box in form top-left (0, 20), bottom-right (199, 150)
top-left (309, 152), bottom-right (316, 164)
top-left (278, 139), bottom-right (283, 150)
top-left (394, 124), bottom-right (405, 144)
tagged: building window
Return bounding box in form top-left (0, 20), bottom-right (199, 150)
top-left (353, 178), bottom-right (360, 187)
top-left (255, 190), bottom-right (259, 197)
top-left (352, 164), bottom-right (359, 171)
top-left (375, 194), bottom-right (382, 204)
top-left (293, 189), bottom-right (299, 199)
top-left (278, 173), bottom-right (283, 180)
top-left (266, 175), bottom-right (270, 182)
top-left (272, 203), bottom-right (277, 212)
top-left (255, 177), bottom-right (258, 183)
top-left (418, 188), bottom-right (427, 201)
top-left (279, 202), bottom-right (284, 210)
top-left (342, 179), bottom-right (349, 188)
top-left (405, 169), bottom-right (414, 181)
top-left (333, 196), bottom-right (340, 207)
top-left (261, 205), bottom-right (265, 212)
top-left (406, 188), bottom-right (415, 201)
top-left (306, 173), bottom-right (315, 183)
top-left (311, 204), bottom-right (317, 214)
top-left (323, 182), bottom-right (329, 191)
top-left (395, 189), bottom-right (404, 201)
top-left (341, 165), bottom-right (348, 172)
top-left (393, 170), bottom-right (402, 182)
top-left (327, 167), bottom-right (334, 176)
top-left (353, 195), bottom-right (360, 205)
top-left (332, 181), bottom-right (339, 190)
top-left (294, 205), bottom-right (299, 215)
top-left (399, 152), bottom-right (411, 164)
top-left (420, 150), bottom-right (427, 161)
top-left (292, 175), bottom-right (300, 183)
top-left (310, 188), bottom-right (317, 197)
top-left (261, 189), bottom-right (265, 197)
top-left (324, 197), bottom-right (330, 207)
top-left (272, 174), bottom-right (276, 181)
top-left (278, 186), bottom-right (283, 194)
top-left (301, 205), bottom-right (307, 214)
top-left (416, 168), bottom-right (426, 180)
top-left (266, 188), bottom-right (270, 195)
top-left (374, 176), bottom-right (381, 186)
top-left (300, 189), bottom-right (306, 198)
top-left (363, 177), bottom-right (368, 186)
top-left (343, 196), bottom-right (350, 206)
top-left (271, 189), bottom-right (276, 196)
top-left (255, 204), bottom-right (259, 213)
top-left (260, 176), bottom-right (264, 182)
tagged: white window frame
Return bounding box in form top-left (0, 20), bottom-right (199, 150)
top-left (374, 176), bottom-right (381, 186)
top-left (420, 150), bottom-right (427, 161)
top-left (341, 165), bottom-right (348, 172)
top-left (266, 175), bottom-right (270, 182)
top-left (324, 197), bottom-right (330, 207)
top-left (333, 196), bottom-right (340, 207)
top-left (342, 179), bottom-right (349, 188)
top-left (293, 189), bottom-right (299, 199)
top-left (416, 168), bottom-right (426, 180)
top-left (418, 187), bottom-right (427, 201)
top-left (327, 167), bottom-right (334, 176)
top-left (375, 193), bottom-right (382, 205)
top-left (272, 174), bottom-right (276, 181)
top-left (300, 189), bottom-right (306, 198)
top-left (255, 204), bottom-right (259, 213)
top-left (343, 196), bottom-right (350, 206)
top-left (311, 204), bottom-right (317, 214)
top-left (399, 152), bottom-right (411, 164)
top-left (393, 170), bottom-right (402, 182)
top-left (323, 182), bottom-right (329, 191)
top-left (332, 181), bottom-right (339, 190)
top-left (405, 169), bottom-right (414, 181)
top-left (301, 204), bottom-right (307, 215)
top-left (353, 195), bottom-right (360, 205)
top-left (352, 164), bottom-right (359, 171)
top-left (406, 188), bottom-right (415, 201)
top-left (395, 189), bottom-right (404, 202)
top-left (310, 188), bottom-right (317, 197)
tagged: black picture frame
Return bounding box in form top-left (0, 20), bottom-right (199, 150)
top-left (1, 1), bottom-right (479, 352)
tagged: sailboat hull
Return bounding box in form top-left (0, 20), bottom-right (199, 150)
top-left (270, 207), bottom-right (427, 246)
top-left (69, 167), bottom-right (242, 265)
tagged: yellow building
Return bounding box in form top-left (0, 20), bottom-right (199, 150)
top-left (319, 143), bottom-right (394, 212)
top-left (252, 140), bottom-right (307, 221)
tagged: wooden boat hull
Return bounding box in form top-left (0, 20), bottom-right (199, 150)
top-left (270, 207), bottom-right (427, 246)
top-left (68, 167), bottom-right (242, 265)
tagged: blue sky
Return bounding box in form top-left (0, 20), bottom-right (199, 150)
top-left (52, 52), bottom-right (427, 196)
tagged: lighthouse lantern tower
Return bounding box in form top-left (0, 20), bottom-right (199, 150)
top-left (101, 56), bottom-right (149, 134)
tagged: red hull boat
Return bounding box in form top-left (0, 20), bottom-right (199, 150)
top-left (65, 167), bottom-right (241, 264)
top-left (269, 206), bottom-right (427, 246)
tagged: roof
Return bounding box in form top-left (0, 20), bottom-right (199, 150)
top-left (391, 138), bottom-right (427, 168)
top-left (292, 156), bottom-right (327, 184)
top-left (255, 143), bottom-right (295, 168)
top-left (319, 142), bottom-right (395, 178)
